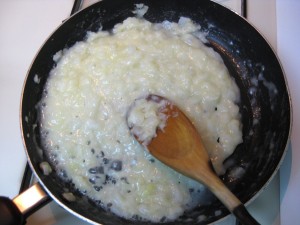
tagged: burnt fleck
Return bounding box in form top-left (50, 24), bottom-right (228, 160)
top-left (89, 177), bottom-right (98, 184)
top-left (95, 200), bottom-right (102, 205)
top-left (94, 186), bottom-right (103, 192)
top-left (149, 158), bottom-right (155, 163)
top-left (89, 166), bottom-right (104, 174)
top-left (217, 137), bottom-right (220, 143)
top-left (100, 151), bottom-right (105, 157)
top-left (91, 148), bottom-right (95, 154)
top-left (215, 107), bottom-right (218, 111)
top-left (110, 160), bottom-right (122, 171)
top-left (103, 158), bottom-right (109, 164)
top-left (104, 175), bottom-right (116, 184)
top-left (127, 190), bottom-right (131, 193)
top-left (121, 177), bottom-right (130, 184)
top-left (89, 179), bottom-right (95, 184)
top-left (107, 202), bottom-right (113, 207)
top-left (160, 216), bottom-right (167, 222)
top-left (105, 175), bottom-right (111, 181)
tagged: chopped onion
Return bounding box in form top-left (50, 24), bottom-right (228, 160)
top-left (39, 161), bottom-right (52, 175)
top-left (62, 192), bottom-right (76, 202)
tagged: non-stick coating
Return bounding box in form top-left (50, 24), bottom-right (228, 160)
top-left (21, 0), bottom-right (291, 224)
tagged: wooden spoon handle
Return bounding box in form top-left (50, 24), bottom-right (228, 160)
top-left (233, 205), bottom-right (260, 225)
top-left (198, 172), bottom-right (260, 225)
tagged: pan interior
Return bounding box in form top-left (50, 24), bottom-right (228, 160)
top-left (21, 0), bottom-right (291, 224)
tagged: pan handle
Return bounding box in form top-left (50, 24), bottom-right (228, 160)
top-left (0, 183), bottom-right (50, 225)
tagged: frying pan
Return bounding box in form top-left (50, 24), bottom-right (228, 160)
top-left (0, 0), bottom-right (291, 224)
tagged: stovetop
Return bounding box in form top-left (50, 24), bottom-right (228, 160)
top-left (1, 0), bottom-right (299, 224)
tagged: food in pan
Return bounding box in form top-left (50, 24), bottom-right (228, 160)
top-left (127, 96), bottom-right (169, 146)
top-left (39, 16), bottom-right (242, 222)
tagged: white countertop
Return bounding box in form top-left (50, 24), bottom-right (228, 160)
top-left (0, 1), bottom-right (299, 224)
top-left (277, 1), bottom-right (300, 224)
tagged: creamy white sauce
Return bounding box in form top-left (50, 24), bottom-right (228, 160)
top-left (39, 17), bottom-right (242, 222)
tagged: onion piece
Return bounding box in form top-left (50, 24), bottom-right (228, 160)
top-left (39, 161), bottom-right (52, 175)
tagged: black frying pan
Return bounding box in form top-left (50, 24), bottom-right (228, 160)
top-left (0, 0), bottom-right (291, 224)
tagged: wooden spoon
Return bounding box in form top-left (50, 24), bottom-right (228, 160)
top-left (128, 95), bottom-right (260, 225)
